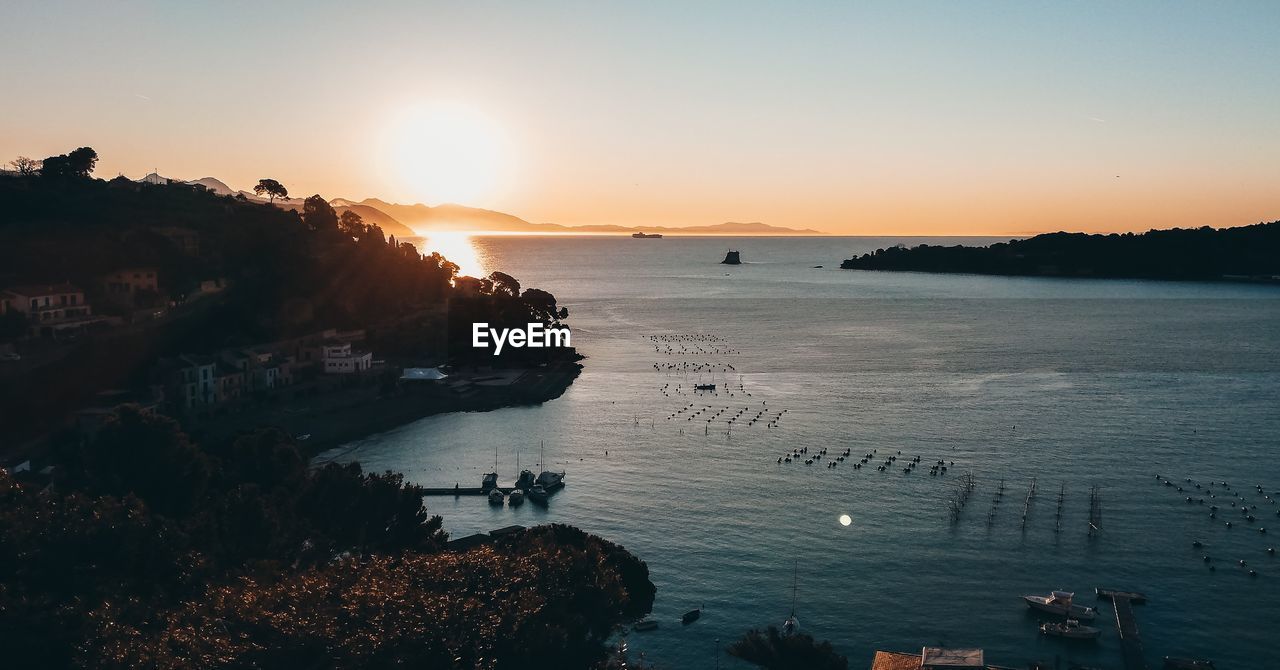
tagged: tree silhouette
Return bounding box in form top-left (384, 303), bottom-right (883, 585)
top-left (728, 626), bottom-right (848, 670)
top-left (40, 147), bottom-right (97, 179)
top-left (302, 194), bottom-right (338, 232)
top-left (253, 178), bottom-right (288, 203)
top-left (7, 156), bottom-right (40, 175)
top-left (338, 209), bottom-right (365, 237)
top-left (488, 271), bottom-right (521, 297)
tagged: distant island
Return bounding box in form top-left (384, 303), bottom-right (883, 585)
top-left (133, 173), bottom-right (825, 236)
top-left (840, 222), bottom-right (1280, 282)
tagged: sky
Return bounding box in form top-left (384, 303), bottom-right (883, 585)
top-left (2, 1), bottom-right (1278, 235)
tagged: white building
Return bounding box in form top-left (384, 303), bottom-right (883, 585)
top-left (322, 341), bottom-right (373, 374)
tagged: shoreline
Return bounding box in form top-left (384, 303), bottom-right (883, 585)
top-left (190, 359), bottom-right (583, 458)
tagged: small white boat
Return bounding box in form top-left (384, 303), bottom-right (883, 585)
top-left (1023, 591), bottom-right (1098, 620)
top-left (1040, 619), bottom-right (1101, 639)
top-left (488, 489), bottom-right (505, 506)
top-left (508, 488), bottom-right (525, 506)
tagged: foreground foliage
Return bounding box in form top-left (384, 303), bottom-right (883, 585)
top-left (0, 409), bottom-right (653, 669)
top-left (728, 626), bottom-right (849, 670)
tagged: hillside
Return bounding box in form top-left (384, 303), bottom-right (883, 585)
top-left (839, 222), bottom-right (1280, 281)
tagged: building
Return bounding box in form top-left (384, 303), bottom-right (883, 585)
top-left (153, 354), bottom-right (218, 412)
top-left (102, 268), bottom-right (159, 299)
top-left (220, 347), bottom-right (293, 394)
top-left (2, 283), bottom-right (108, 338)
top-left (870, 648), bottom-right (1009, 670)
top-left (322, 341), bottom-right (373, 374)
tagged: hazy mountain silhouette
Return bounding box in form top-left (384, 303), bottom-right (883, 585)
top-left (350, 198), bottom-right (823, 235)
top-left (127, 174), bottom-right (823, 235)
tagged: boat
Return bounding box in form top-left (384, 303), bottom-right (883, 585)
top-left (632, 232), bottom-right (663, 238)
top-left (1040, 619), bottom-right (1101, 639)
top-left (782, 561), bottom-right (799, 636)
top-left (516, 470), bottom-right (536, 489)
top-left (534, 441), bottom-right (565, 491)
top-left (527, 484), bottom-right (549, 505)
top-left (487, 489), bottom-right (505, 506)
top-left (482, 448), bottom-right (499, 491)
top-left (633, 619), bottom-right (660, 631)
top-left (721, 250), bottom-right (741, 265)
top-left (508, 488), bottom-right (525, 506)
top-left (536, 470), bottom-right (565, 490)
top-left (1023, 591), bottom-right (1098, 620)
top-left (681, 608), bottom-right (702, 625)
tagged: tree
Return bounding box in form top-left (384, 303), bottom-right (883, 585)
top-left (488, 271), bottom-right (521, 297)
top-left (7, 156), bottom-right (40, 175)
top-left (728, 626), bottom-right (848, 670)
top-left (302, 194), bottom-right (338, 232)
top-left (338, 209), bottom-right (365, 237)
top-left (253, 178), bottom-right (288, 203)
top-left (40, 146), bottom-right (98, 179)
top-left (56, 405), bottom-right (212, 517)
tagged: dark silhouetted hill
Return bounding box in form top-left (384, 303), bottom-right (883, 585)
top-left (840, 223), bottom-right (1280, 281)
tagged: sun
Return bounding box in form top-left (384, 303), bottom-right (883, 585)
top-left (380, 102), bottom-right (509, 205)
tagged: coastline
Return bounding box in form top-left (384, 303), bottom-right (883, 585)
top-left (190, 359), bottom-right (583, 458)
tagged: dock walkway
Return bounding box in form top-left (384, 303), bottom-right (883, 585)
top-left (423, 486), bottom-right (516, 496)
top-left (1112, 595), bottom-right (1148, 670)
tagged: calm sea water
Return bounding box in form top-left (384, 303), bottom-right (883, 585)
top-left (320, 236), bottom-right (1280, 669)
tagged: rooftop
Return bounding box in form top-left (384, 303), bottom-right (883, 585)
top-left (5, 282), bottom-right (82, 297)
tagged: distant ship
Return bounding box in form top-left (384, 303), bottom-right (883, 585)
top-left (632, 232), bottom-right (663, 238)
top-left (721, 250), bottom-right (741, 265)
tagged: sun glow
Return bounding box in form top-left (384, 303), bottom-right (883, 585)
top-left (380, 102), bottom-right (510, 205)
top-left (420, 232), bottom-right (487, 279)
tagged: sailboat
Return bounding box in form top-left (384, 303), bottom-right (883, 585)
top-left (509, 451), bottom-right (526, 506)
top-left (535, 440), bottom-right (565, 491)
top-left (482, 448), bottom-right (498, 491)
top-left (782, 562), bottom-right (799, 636)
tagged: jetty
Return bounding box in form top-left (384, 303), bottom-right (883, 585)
top-left (1111, 594), bottom-right (1148, 670)
top-left (424, 486), bottom-right (518, 496)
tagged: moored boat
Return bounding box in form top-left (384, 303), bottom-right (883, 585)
top-left (487, 489), bottom-right (505, 506)
top-left (527, 484), bottom-right (549, 505)
top-left (1040, 619), bottom-right (1101, 639)
top-left (508, 488), bottom-right (525, 506)
top-left (536, 470), bottom-right (565, 491)
top-left (1023, 591), bottom-right (1098, 620)
top-left (633, 619), bottom-right (659, 631)
top-left (681, 608), bottom-right (701, 625)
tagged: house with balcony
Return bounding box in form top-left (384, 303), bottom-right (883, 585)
top-left (2, 283), bottom-right (109, 338)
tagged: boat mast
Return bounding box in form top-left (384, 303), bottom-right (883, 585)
top-left (790, 561), bottom-right (798, 617)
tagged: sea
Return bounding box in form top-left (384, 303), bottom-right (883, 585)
top-left (318, 235), bottom-right (1280, 669)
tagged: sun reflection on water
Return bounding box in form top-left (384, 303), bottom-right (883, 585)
top-left (415, 232), bottom-right (488, 278)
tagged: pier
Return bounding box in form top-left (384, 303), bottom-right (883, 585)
top-left (1111, 594), bottom-right (1148, 670)
top-left (423, 486), bottom-right (515, 496)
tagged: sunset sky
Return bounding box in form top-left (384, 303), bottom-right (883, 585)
top-left (3, 1), bottom-right (1278, 235)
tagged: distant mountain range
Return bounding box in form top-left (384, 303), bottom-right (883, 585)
top-left (334, 198), bottom-right (824, 236)
top-left (134, 174), bottom-right (824, 236)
